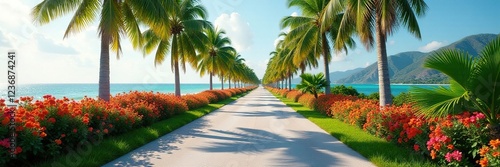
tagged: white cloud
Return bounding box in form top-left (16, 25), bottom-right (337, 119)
top-left (214, 12), bottom-right (253, 52)
top-left (365, 62), bottom-right (370, 67)
top-left (331, 52), bottom-right (348, 62)
top-left (36, 34), bottom-right (78, 55)
top-left (419, 41), bottom-right (445, 52)
top-left (291, 12), bottom-right (298, 16)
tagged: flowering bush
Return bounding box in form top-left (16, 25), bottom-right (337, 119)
top-left (182, 94), bottom-right (210, 110)
top-left (330, 99), bottom-right (378, 128)
top-left (314, 94), bottom-right (358, 115)
top-left (285, 90), bottom-right (303, 102)
top-left (297, 94), bottom-right (316, 108)
top-left (479, 139), bottom-right (500, 167)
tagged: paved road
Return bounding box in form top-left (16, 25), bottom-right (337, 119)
top-left (103, 87), bottom-right (375, 167)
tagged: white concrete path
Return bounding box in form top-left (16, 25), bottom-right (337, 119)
top-left (103, 87), bottom-right (375, 167)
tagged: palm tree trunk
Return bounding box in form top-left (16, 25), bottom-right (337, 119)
top-left (288, 72), bottom-right (292, 91)
top-left (99, 35), bottom-right (111, 101)
top-left (322, 33), bottom-right (331, 94)
top-left (174, 60), bottom-right (181, 97)
top-left (221, 73), bottom-right (224, 90)
top-left (209, 72), bottom-right (213, 90)
top-left (375, 14), bottom-right (392, 106)
top-left (229, 78), bottom-right (231, 89)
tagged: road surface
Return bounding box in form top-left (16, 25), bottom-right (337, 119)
top-left (103, 87), bottom-right (375, 167)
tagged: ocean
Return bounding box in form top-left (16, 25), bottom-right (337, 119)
top-left (0, 83), bottom-right (447, 100)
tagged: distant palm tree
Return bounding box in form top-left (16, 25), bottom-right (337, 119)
top-left (143, 0), bottom-right (211, 96)
top-left (412, 36), bottom-right (500, 139)
top-left (197, 27), bottom-right (235, 90)
top-left (297, 73), bottom-right (328, 98)
top-left (282, 0), bottom-right (355, 95)
top-left (227, 54), bottom-right (245, 89)
top-left (31, 0), bottom-right (165, 101)
top-left (327, 0), bottom-right (428, 106)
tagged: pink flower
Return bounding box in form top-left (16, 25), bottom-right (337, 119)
top-left (0, 138), bottom-right (9, 148)
top-left (445, 150), bottom-right (462, 162)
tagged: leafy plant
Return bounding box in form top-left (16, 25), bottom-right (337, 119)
top-left (411, 36), bottom-right (500, 139)
top-left (331, 85), bottom-right (360, 96)
top-left (296, 73), bottom-right (328, 98)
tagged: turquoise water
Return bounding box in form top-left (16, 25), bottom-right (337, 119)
top-left (0, 83), bottom-right (447, 100)
top-left (0, 83), bottom-right (232, 100)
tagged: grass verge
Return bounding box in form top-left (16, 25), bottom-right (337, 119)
top-left (37, 94), bottom-right (246, 167)
top-left (274, 95), bottom-right (437, 167)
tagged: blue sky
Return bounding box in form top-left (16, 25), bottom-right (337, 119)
top-left (0, 0), bottom-right (499, 84)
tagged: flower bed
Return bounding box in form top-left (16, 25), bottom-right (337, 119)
top-left (269, 87), bottom-right (497, 167)
top-left (0, 87), bottom-right (254, 166)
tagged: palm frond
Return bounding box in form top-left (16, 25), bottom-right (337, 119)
top-left (424, 49), bottom-right (474, 90)
top-left (411, 83), bottom-right (468, 118)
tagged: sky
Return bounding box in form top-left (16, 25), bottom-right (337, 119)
top-left (0, 0), bottom-right (499, 84)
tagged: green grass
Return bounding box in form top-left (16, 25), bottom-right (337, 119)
top-left (37, 94), bottom-right (245, 167)
top-left (274, 95), bottom-right (438, 167)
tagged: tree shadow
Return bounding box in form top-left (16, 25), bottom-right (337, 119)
top-left (192, 128), bottom-right (373, 166)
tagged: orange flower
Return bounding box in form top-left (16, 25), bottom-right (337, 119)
top-left (490, 139), bottom-right (500, 149)
top-left (54, 139), bottom-right (62, 145)
top-left (431, 150), bottom-right (437, 159)
top-left (493, 151), bottom-right (500, 158)
top-left (40, 132), bottom-right (47, 138)
top-left (447, 144), bottom-right (454, 150)
top-left (479, 157), bottom-right (488, 167)
top-left (103, 129), bottom-right (109, 134)
top-left (480, 146), bottom-right (490, 155)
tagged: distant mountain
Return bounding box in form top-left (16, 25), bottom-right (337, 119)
top-left (291, 68), bottom-right (364, 83)
top-left (337, 33), bottom-right (499, 84)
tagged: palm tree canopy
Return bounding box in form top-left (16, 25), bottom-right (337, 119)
top-left (412, 36), bottom-right (500, 125)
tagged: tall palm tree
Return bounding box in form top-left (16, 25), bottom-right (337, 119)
top-left (143, 0), bottom-right (210, 96)
top-left (282, 0), bottom-right (355, 95)
top-left (31, 0), bottom-right (165, 101)
top-left (197, 27), bottom-right (235, 90)
top-left (412, 36), bottom-right (500, 139)
top-left (326, 0), bottom-right (427, 106)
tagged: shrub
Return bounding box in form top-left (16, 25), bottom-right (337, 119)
top-left (393, 92), bottom-right (413, 106)
top-left (182, 94), bottom-right (210, 110)
top-left (314, 94), bottom-right (358, 115)
top-left (297, 94), bottom-right (316, 108)
top-left (331, 85), bottom-right (360, 96)
top-left (286, 90), bottom-right (303, 102)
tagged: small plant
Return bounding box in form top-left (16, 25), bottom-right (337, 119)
top-left (296, 73), bottom-right (328, 98)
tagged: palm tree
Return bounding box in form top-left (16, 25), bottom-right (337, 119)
top-left (143, 0), bottom-right (210, 96)
top-left (327, 0), bottom-right (427, 106)
top-left (282, 0), bottom-right (355, 95)
top-left (31, 0), bottom-right (165, 101)
top-left (197, 27), bottom-right (235, 90)
top-left (412, 36), bottom-right (500, 139)
top-left (297, 73), bottom-right (328, 98)
top-left (227, 53), bottom-right (245, 89)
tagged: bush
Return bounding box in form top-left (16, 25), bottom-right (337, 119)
top-left (297, 94), bottom-right (316, 108)
top-left (182, 94), bottom-right (210, 110)
top-left (331, 85), bottom-right (360, 96)
top-left (393, 92), bottom-right (413, 106)
top-left (314, 94), bottom-right (358, 115)
top-left (286, 90), bottom-right (303, 102)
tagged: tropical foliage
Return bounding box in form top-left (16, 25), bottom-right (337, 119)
top-left (31, 0), bottom-right (167, 101)
top-left (267, 86), bottom-right (498, 166)
top-left (296, 73), bottom-right (328, 98)
top-left (325, 0), bottom-right (428, 106)
top-left (412, 36), bottom-right (500, 139)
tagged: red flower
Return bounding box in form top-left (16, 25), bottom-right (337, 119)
top-left (48, 117), bottom-right (56, 124)
top-left (14, 146), bottom-right (22, 154)
top-left (54, 139), bottom-right (62, 145)
top-left (103, 129), bottom-right (109, 134)
top-left (73, 129), bottom-right (78, 133)
top-left (88, 127), bottom-right (93, 132)
top-left (414, 144), bottom-right (420, 151)
top-left (40, 132), bottom-right (47, 138)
